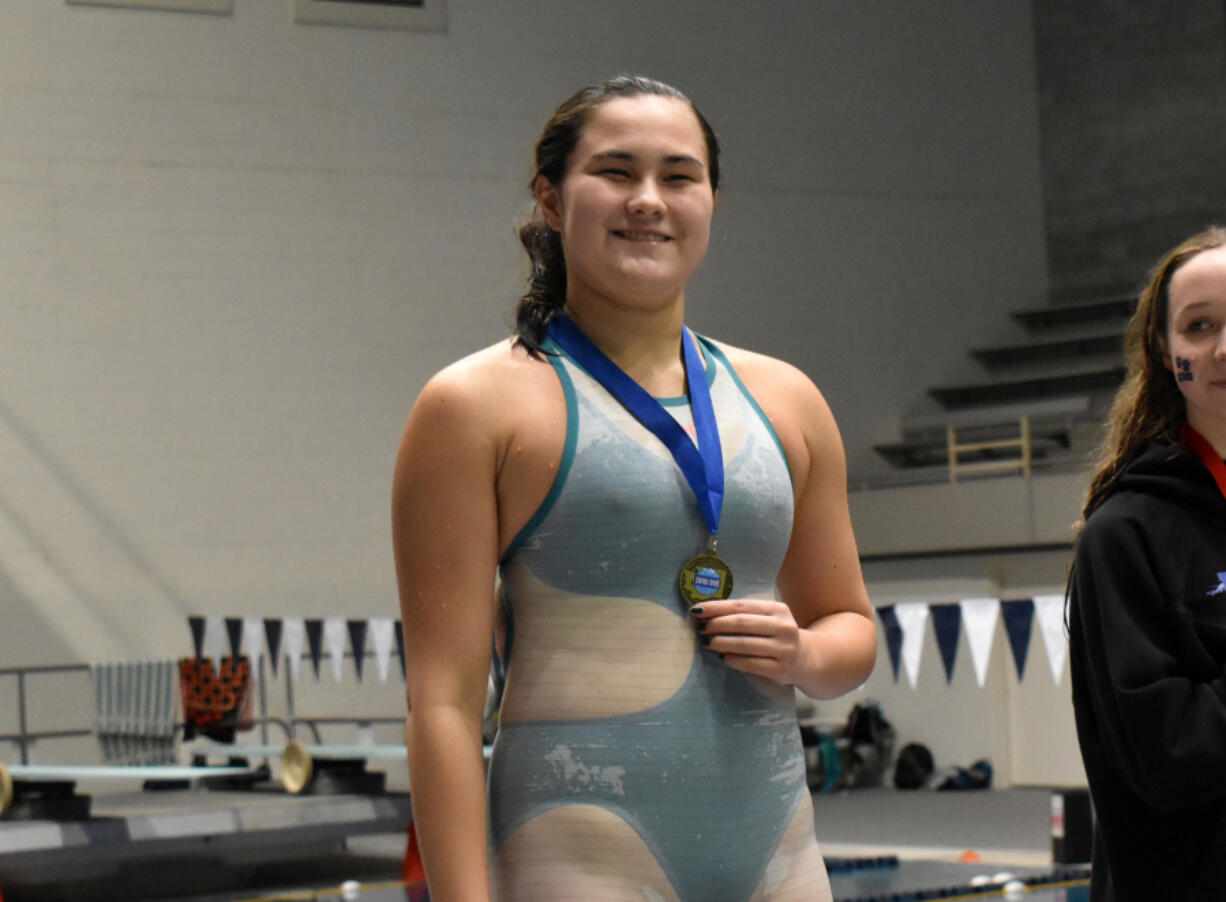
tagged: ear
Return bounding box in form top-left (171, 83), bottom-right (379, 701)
top-left (533, 175), bottom-right (563, 231)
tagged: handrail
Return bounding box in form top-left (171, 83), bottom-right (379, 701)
top-left (0, 665), bottom-right (92, 677)
top-left (948, 416), bottom-right (1032, 483)
top-left (0, 664), bottom-right (93, 765)
top-left (287, 715), bottom-right (404, 745)
top-left (3, 661), bottom-right (406, 767)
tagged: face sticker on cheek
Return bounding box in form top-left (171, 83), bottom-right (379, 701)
top-left (1176, 356), bottom-right (1194, 382)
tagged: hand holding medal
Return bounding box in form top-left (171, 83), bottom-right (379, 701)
top-left (689, 598), bottom-right (807, 684)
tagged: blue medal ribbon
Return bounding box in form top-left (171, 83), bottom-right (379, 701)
top-left (547, 314), bottom-right (724, 537)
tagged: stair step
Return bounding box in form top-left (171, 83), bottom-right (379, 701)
top-left (928, 366), bottom-right (1125, 409)
top-left (877, 398), bottom-right (1092, 470)
top-left (1049, 283), bottom-right (1138, 306)
top-left (899, 396), bottom-right (1090, 440)
top-left (874, 430), bottom-right (1069, 469)
top-left (970, 333), bottom-right (1123, 369)
top-left (1011, 298), bottom-right (1133, 331)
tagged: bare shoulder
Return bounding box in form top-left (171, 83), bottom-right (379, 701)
top-left (707, 338), bottom-right (845, 496)
top-left (708, 339), bottom-right (833, 424)
top-left (409, 339), bottom-right (558, 432)
top-left (419, 338), bottom-right (552, 403)
top-left (399, 338), bottom-right (567, 551)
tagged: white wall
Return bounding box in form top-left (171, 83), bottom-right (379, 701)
top-left (0, 1), bottom-right (1063, 782)
top-left (836, 472), bottom-right (1088, 787)
top-left (852, 470), bottom-right (1086, 557)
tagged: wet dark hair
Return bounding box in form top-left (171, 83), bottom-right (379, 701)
top-left (512, 75), bottom-right (721, 355)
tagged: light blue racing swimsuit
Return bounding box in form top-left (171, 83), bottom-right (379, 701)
top-left (490, 334), bottom-right (814, 901)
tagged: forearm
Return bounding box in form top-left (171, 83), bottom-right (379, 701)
top-left (408, 706), bottom-right (492, 902)
top-left (791, 610), bottom-right (877, 700)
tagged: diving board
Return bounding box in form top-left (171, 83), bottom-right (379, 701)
top-left (1, 761), bottom-right (258, 818)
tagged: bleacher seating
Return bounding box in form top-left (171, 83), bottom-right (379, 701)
top-left (874, 291), bottom-right (1132, 477)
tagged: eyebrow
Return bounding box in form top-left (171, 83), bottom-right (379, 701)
top-left (589, 150), bottom-right (705, 169)
top-left (1175, 301), bottom-right (1212, 313)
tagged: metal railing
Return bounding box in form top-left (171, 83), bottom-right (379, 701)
top-left (0, 664), bottom-right (93, 765)
top-left (2, 659), bottom-right (401, 767)
top-left (947, 415), bottom-right (1033, 482)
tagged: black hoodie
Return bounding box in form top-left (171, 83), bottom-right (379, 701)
top-left (1069, 441), bottom-right (1226, 901)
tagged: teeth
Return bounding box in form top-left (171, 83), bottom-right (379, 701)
top-left (618, 231), bottom-right (668, 241)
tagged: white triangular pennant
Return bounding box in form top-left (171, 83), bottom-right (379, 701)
top-left (240, 616), bottom-right (265, 676)
top-left (202, 615), bottom-right (226, 665)
top-left (894, 602), bottom-right (930, 689)
top-left (1034, 594), bottom-right (1068, 684)
top-left (282, 617), bottom-right (306, 683)
top-left (324, 616), bottom-right (347, 683)
top-left (369, 617), bottom-right (395, 684)
top-left (959, 598), bottom-right (1000, 687)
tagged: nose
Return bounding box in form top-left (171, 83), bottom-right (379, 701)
top-left (1217, 330), bottom-right (1226, 360)
top-left (627, 178), bottom-right (665, 218)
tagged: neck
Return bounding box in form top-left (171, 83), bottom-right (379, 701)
top-left (562, 297), bottom-right (688, 393)
top-left (1187, 415), bottom-right (1226, 459)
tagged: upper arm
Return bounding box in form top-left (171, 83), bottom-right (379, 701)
top-left (771, 369), bottom-right (873, 630)
top-left (392, 368), bottom-right (501, 727)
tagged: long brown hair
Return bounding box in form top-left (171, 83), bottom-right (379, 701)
top-left (1081, 225), bottom-right (1226, 525)
top-left (512, 75), bottom-right (721, 356)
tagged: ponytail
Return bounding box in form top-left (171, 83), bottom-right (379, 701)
top-left (513, 219), bottom-right (566, 356)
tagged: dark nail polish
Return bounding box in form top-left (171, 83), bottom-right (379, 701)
top-left (700, 635), bottom-right (711, 646)
top-left (696, 620), bottom-right (707, 632)
top-left (690, 606), bottom-right (704, 616)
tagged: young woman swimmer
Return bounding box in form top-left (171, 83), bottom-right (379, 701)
top-left (1069, 226), bottom-right (1226, 902)
top-left (392, 75), bottom-right (876, 902)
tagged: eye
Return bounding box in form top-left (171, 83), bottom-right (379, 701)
top-left (598, 167), bottom-right (631, 179)
top-left (1185, 318), bottom-right (1214, 334)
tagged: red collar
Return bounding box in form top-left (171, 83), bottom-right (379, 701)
top-left (1181, 423), bottom-right (1226, 501)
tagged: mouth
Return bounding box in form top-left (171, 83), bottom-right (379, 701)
top-left (612, 230), bottom-right (671, 243)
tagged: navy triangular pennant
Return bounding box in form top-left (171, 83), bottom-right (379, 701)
top-left (189, 616), bottom-right (205, 660)
top-left (305, 618), bottom-right (324, 680)
top-left (225, 617), bottom-right (244, 662)
top-left (348, 620), bottom-right (368, 682)
top-left (264, 618), bottom-right (284, 677)
top-left (930, 603), bottom-right (961, 684)
top-left (876, 606), bottom-right (903, 683)
top-left (1001, 599), bottom-right (1036, 682)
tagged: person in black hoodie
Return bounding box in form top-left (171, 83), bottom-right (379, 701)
top-left (1069, 225), bottom-right (1226, 902)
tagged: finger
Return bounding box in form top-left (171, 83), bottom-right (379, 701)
top-left (703, 611), bottom-right (798, 640)
top-left (719, 652), bottom-right (788, 683)
top-left (689, 599), bottom-right (777, 620)
top-left (706, 635), bottom-right (785, 659)
top-left (700, 614), bottom-right (773, 638)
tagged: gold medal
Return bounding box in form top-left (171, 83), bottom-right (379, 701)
top-left (679, 550), bottom-right (734, 606)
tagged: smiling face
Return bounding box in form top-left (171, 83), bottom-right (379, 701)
top-left (1165, 245), bottom-right (1226, 439)
top-left (534, 94), bottom-right (716, 315)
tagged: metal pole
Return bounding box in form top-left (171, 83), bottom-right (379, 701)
top-left (258, 655), bottom-right (269, 747)
top-left (285, 663), bottom-right (296, 740)
top-left (17, 669), bottom-right (29, 765)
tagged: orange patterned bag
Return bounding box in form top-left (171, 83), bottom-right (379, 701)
top-left (178, 656), bottom-right (254, 742)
